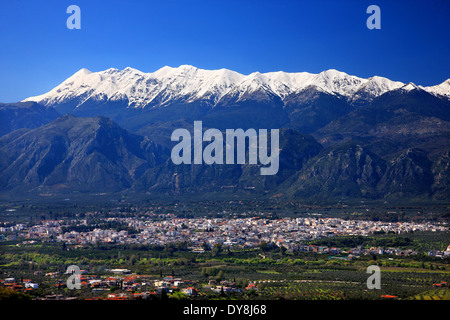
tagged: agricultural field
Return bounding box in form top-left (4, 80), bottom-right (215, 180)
top-left (255, 269), bottom-right (450, 300)
top-left (412, 288), bottom-right (450, 300)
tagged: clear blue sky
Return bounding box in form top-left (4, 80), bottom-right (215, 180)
top-left (0, 0), bottom-right (449, 102)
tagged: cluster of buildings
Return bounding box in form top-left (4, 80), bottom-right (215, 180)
top-left (0, 271), bottom-right (257, 300)
top-left (2, 216), bottom-right (446, 252)
top-left (0, 277), bottom-right (39, 292)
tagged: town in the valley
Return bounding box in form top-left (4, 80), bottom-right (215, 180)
top-left (1, 203), bottom-right (449, 300)
top-left (2, 214), bottom-right (447, 253)
top-left (0, 203), bottom-right (450, 300)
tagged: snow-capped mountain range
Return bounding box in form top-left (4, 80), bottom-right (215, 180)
top-left (23, 65), bottom-right (450, 109)
top-left (4, 65), bottom-right (450, 199)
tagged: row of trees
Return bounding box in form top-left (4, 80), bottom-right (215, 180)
top-left (309, 235), bottom-right (414, 248)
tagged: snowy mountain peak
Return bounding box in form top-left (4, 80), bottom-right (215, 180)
top-left (178, 64), bottom-right (198, 70)
top-left (123, 66), bottom-right (144, 74)
top-left (401, 82), bottom-right (420, 91)
top-left (75, 68), bottom-right (92, 75)
top-left (318, 69), bottom-right (350, 79)
top-left (362, 76), bottom-right (404, 93)
top-left (422, 79), bottom-right (450, 99)
top-left (313, 69), bottom-right (365, 96)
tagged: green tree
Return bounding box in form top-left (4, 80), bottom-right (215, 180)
top-left (170, 291), bottom-right (188, 300)
top-left (212, 243), bottom-right (223, 257)
top-left (0, 287), bottom-right (30, 300)
top-left (216, 270), bottom-right (224, 282)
